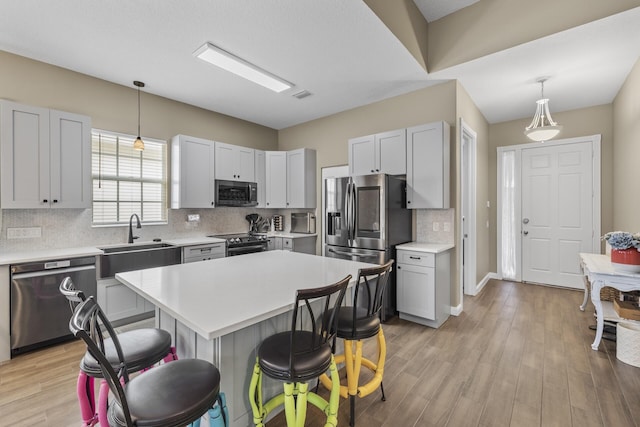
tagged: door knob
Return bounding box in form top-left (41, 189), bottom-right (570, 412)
top-left (523, 218), bottom-right (530, 224)
top-left (523, 231), bottom-right (529, 235)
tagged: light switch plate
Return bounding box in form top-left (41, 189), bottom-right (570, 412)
top-left (432, 222), bottom-right (440, 232)
top-left (187, 214), bottom-right (200, 222)
top-left (443, 222), bottom-right (450, 232)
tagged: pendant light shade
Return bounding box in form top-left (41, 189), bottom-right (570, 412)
top-left (133, 80), bottom-right (145, 151)
top-left (524, 79), bottom-right (562, 142)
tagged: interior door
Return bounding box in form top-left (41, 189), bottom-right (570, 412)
top-left (521, 141), bottom-right (593, 288)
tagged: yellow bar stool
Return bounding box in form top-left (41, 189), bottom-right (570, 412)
top-left (248, 275), bottom-right (350, 427)
top-left (319, 260), bottom-right (394, 426)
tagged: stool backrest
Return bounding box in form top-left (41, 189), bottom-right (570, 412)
top-left (289, 275), bottom-right (351, 375)
top-left (59, 276), bottom-right (86, 313)
top-left (351, 259), bottom-right (394, 325)
top-left (69, 296), bottom-right (134, 427)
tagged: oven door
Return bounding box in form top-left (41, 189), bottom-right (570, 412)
top-left (227, 242), bottom-right (268, 256)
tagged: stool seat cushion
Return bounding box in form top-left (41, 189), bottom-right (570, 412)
top-left (80, 328), bottom-right (172, 377)
top-left (259, 331), bottom-right (332, 382)
top-left (108, 359), bottom-right (220, 427)
top-left (335, 306), bottom-right (380, 340)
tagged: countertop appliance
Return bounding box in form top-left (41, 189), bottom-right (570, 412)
top-left (209, 233), bottom-right (269, 256)
top-left (215, 179), bottom-right (258, 207)
top-left (324, 174), bottom-right (411, 320)
top-left (291, 212), bottom-right (316, 234)
top-left (10, 256), bottom-right (97, 356)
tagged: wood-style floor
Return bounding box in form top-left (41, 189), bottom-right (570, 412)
top-left (1, 279), bottom-right (639, 427)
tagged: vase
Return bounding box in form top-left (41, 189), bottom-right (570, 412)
top-left (611, 248), bottom-right (640, 273)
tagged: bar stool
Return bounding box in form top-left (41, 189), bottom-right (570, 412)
top-left (248, 275), bottom-right (350, 427)
top-left (60, 278), bottom-right (177, 427)
top-left (69, 295), bottom-right (221, 426)
top-left (319, 260), bottom-right (394, 426)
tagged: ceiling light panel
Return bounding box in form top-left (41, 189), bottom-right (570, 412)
top-left (194, 42), bottom-right (292, 93)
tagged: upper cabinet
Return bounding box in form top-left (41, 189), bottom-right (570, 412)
top-left (0, 100), bottom-right (91, 209)
top-left (171, 135), bottom-right (216, 209)
top-left (265, 148), bottom-right (316, 209)
top-left (348, 128), bottom-right (406, 176)
top-left (254, 149), bottom-right (267, 208)
top-left (406, 122), bottom-right (450, 209)
top-left (214, 141), bottom-right (255, 182)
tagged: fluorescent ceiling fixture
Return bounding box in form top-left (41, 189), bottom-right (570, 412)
top-left (194, 42), bottom-right (292, 93)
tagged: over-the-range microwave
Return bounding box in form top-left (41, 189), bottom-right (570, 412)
top-left (215, 180), bottom-right (258, 207)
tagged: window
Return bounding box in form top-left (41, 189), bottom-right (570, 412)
top-left (92, 129), bottom-right (167, 225)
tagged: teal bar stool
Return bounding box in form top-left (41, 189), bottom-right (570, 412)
top-left (248, 275), bottom-right (350, 427)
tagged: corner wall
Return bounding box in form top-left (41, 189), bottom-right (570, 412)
top-left (612, 58), bottom-right (640, 231)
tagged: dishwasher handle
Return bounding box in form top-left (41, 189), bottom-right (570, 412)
top-left (11, 264), bottom-right (96, 280)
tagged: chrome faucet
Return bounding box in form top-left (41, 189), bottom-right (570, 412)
top-left (128, 214), bottom-right (141, 244)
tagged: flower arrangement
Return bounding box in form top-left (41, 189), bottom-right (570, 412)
top-left (602, 231), bottom-right (640, 250)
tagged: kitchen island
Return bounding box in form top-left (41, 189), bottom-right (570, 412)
top-left (116, 250), bottom-right (373, 427)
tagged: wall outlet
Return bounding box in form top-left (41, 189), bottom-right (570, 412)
top-left (7, 227), bottom-right (42, 239)
top-left (187, 214), bottom-right (200, 222)
top-left (432, 222), bottom-right (440, 232)
top-left (487, 200), bottom-right (491, 208)
top-left (443, 222), bottom-right (450, 232)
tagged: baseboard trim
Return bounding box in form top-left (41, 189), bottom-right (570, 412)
top-left (476, 272), bottom-right (498, 295)
top-left (450, 303), bottom-right (463, 316)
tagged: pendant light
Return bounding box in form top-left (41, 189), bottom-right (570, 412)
top-left (133, 80), bottom-right (145, 151)
top-left (524, 78), bottom-right (562, 142)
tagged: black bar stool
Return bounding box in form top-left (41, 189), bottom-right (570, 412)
top-left (60, 277), bottom-right (178, 426)
top-left (248, 275), bottom-right (350, 427)
top-left (69, 295), bottom-right (221, 427)
top-left (319, 260), bottom-right (394, 426)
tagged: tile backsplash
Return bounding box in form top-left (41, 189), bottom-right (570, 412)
top-left (415, 209), bottom-right (455, 244)
top-left (0, 208), bottom-right (300, 253)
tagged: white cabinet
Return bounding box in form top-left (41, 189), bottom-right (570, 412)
top-left (182, 242), bottom-right (226, 263)
top-left (348, 128), bottom-right (406, 176)
top-left (255, 150), bottom-right (266, 208)
top-left (397, 248), bottom-right (451, 328)
top-left (98, 278), bottom-right (152, 323)
top-left (171, 135), bottom-right (216, 208)
top-left (265, 148), bottom-right (316, 208)
top-left (0, 100), bottom-right (91, 209)
top-left (215, 141), bottom-right (255, 182)
top-left (406, 122), bottom-right (450, 209)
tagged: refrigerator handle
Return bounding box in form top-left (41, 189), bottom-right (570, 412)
top-left (345, 179), bottom-right (352, 245)
top-left (350, 179), bottom-right (357, 243)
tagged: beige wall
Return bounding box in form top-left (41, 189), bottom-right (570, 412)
top-left (612, 58), bottom-right (640, 231)
top-left (0, 51), bottom-right (278, 150)
top-left (428, 0), bottom-right (640, 71)
top-left (488, 104), bottom-right (614, 272)
top-left (456, 83), bottom-right (490, 288)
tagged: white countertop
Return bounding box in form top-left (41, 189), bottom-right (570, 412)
top-left (265, 232), bottom-right (317, 239)
top-left (162, 236), bottom-right (226, 246)
top-left (396, 242), bottom-right (455, 254)
top-left (0, 246), bottom-right (103, 265)
top-left (116, 251), bottom-right (372, 340)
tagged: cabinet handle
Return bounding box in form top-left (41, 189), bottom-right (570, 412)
top-left (266, 202), bottom-right (269, 206)
top-left (409, 256), bottom-right (421, 260)
top-left (211, 201), bottom-right (214, 206)
top-left (286, 202), bottom-right (289, 206)
top-left (376, 169), bottom-right (379, 172)
top-left (397, 265), bottom-right (401, 269)
top-left (371, 169), bottom-right (374, 173)
top-left (53, 199), bottom-right (58, 203)
top-left (407, 200), bottom-right (411, 204)
top-left (42, 199), bottom-right (48, 203)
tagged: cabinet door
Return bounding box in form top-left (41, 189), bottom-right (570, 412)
top-left (99, 280), bottom-right (145, 322)
top-left (265, 151), bottom-right (287, 208)
top-left (236, 146), bottom-right (255, 182)
top-left (50, 110), bottom-right (91, 208)
top-left (348, 135), bottom-right (376, 176)
top-left (214, 142), bottom-right (236, 180)
top-left (287, 148), bottom-right (316, 209)
top-left (377, 128), bottom-right (406, 175)
top-left (406, 122), bottom-right (450, 209)
top-left (171, 135), bottom-right (215, 208)
top-left (397, 263), bottom-right (435, 320)
top-left (0, 101), bottom-right (50, 208)
top-left (255, 150), bottom-right (266, 207)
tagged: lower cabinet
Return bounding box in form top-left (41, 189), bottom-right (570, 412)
top-left (396, 249), bottom-right (451, 328)
top-left (182, 242), bottom-right (225, 263)
top-left (97, 278), bottom-right (154, 324)
top-left (267, 236), bottom-right (316, 254)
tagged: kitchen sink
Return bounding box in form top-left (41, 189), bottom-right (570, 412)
top-left (99, 242), bottom-right (181, 278)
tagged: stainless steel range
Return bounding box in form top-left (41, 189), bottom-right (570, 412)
top-left (209, 233), bottom-right (269, 256)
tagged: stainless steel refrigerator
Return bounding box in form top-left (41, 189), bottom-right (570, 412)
top-left (324, 174), bottom-right (412, 320)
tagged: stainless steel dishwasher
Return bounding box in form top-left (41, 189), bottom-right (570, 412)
top-left (10, 256), bottom-right (97, 356)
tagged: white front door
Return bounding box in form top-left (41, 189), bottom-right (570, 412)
top-left (521, 141), bottom-right (594, 288)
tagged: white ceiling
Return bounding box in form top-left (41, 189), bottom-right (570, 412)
top-left (0, 1), bottom-right (639, 129)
